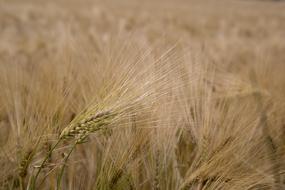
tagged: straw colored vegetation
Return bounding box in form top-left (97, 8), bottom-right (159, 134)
top-left (0, 0), bottom-right (285, 189)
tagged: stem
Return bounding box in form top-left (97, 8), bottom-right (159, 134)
top-left (19, 177), bottom-right (24, 190)
top-left (30, 139), bottom-right (61, 189)
top-left (56, 143), bottom-right (77, 190)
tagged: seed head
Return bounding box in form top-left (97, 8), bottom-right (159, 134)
top-left (60, 110), bottom-right (116, 143)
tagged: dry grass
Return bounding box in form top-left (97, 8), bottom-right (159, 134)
top-left (0, 0), bottom-right (285, 189)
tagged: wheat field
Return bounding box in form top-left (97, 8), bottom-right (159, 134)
top-left (0, 0), bottom-right (285, 189)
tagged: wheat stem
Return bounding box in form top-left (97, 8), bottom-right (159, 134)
top-left (57, 143), bottom-right (76, 190)
top-left (30, 139), bottom-right (61, 190)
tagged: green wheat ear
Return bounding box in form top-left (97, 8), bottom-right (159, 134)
top-left (56, 110), bottom-right (118, 189)
top-left (60, 110), bottom-right (117, 143)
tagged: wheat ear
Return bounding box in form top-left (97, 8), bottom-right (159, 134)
top-left (56, 110), bottom-right (117, 189)
top-left (31, 110), bottom-right (116, 189)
